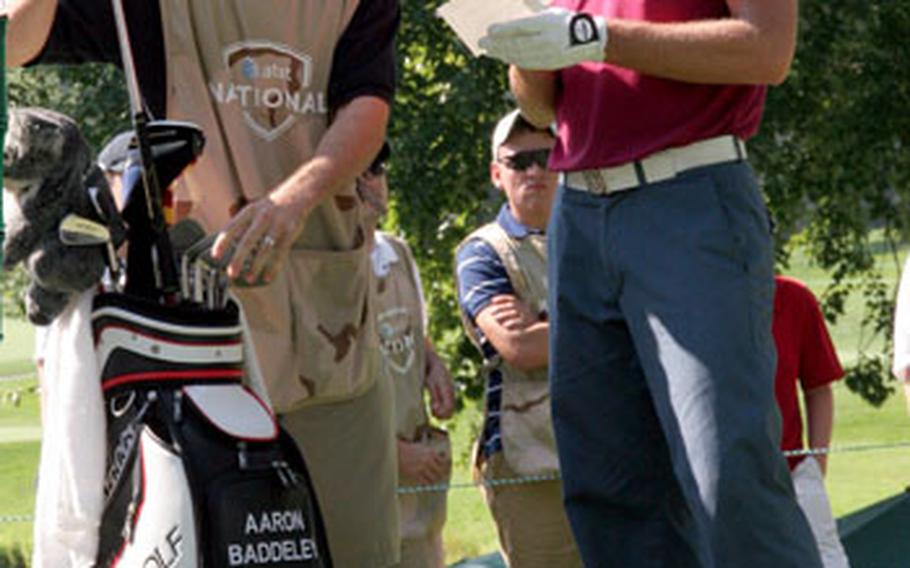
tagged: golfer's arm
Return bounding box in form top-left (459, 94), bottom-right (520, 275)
top-left (5, 0), bottom-right (58, 67)
top-left (269, 96), bottom-right (389, 218)
top-left (602, 0), bottom-right (797, 85)
top-left (509, 68), bottom-right (557, 129)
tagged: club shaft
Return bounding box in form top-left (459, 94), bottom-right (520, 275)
top-left (110, 0), bottom-right (143, 117)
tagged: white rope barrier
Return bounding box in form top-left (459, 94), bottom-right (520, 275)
top-left (397, 440), bottom-right (910, 495)
top-left (2, 440), bottom-right (910, 521)
top-left (0, 514), bottom-right (33, 524)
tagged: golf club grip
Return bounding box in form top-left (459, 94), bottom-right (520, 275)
top-left (156, 231), bottom-right (180, 298)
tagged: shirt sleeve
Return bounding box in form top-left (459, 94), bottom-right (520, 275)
top-left (327, 0), bottom-right (401, 110)
top-left (797, 285), bottom-right (844, 391)
top-left (33, 1), bottom-right (167, 117)
top-left (31, 0), bottom-right (119, 65)
top-left (455, 239), bottom-right (516, 322)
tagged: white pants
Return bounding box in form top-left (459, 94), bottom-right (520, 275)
top-left (792, 457), bottom-right (851, 568)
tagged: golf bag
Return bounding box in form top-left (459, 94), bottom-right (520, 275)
top-left (92, 292), bottom-right (332, 568)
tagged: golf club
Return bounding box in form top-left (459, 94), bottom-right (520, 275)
top-left (58, 213), bottom-right (123, 289)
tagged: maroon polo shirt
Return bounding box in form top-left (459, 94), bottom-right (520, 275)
top-left (548, 0), bottom-right (766, 171)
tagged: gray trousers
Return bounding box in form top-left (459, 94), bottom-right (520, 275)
top-left (548, 161), bottom-right (823, 568)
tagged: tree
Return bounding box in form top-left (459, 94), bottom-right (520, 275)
top-left (8, 63), bottom-right (129, 148)
top-left (753, 0), bottom-right (910, 405)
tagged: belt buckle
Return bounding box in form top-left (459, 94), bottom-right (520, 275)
top-left (582, 170), bottom-right (608, 195)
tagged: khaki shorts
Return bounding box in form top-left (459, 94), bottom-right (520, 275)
top-left (480, 453), bottom-right (582, 568)
top-left (281, 375), bottom-right (399, 567)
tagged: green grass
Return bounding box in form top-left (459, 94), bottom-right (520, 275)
top-left (785, 234), bottom-right (906, 364)
top-left (0, 378), bottom-right (40, 434)
top-left (0, 319), bottom-right (40, 557)
top-left (826, 382), bottom-right (910, 517)
top-left (441, 403), bottom-right (499, 564)
top-left (0, 442), bottom-right (39, 552)
top-left (0, 320), bottom-right (35, 377)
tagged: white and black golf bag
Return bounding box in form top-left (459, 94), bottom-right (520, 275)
top-left (91, 292), bottom-right (332, 568)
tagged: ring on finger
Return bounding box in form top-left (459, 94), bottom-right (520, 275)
top-left (261, 234), bottom-right (277, 249)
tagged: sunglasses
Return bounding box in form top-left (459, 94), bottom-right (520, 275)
top-left (498, 148), bottom-right (551, 171)
top-left (366, 162), bottom-right (387, 177)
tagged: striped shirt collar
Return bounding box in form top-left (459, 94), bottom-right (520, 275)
top-left (497, 204), bottom-right (544, 239)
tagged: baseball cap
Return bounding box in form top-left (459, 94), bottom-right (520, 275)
top-left (97, 130), bottom-right (134, 173)
top-left (490, 109), bottom-right (554, 159)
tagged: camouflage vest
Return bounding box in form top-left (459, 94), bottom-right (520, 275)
top-left (373, 233), bottom-right (428, 440)
top-left (160, 0), bottom-right (378, 411)
top-left (457, 222), bottom-right (559, 476)
top-left (373, 233), bottom-right (448, 539)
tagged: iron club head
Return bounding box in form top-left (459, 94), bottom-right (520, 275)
top-left (58, 213), bottom-right (112, 246)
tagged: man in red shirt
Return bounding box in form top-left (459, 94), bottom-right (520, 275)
top-left (773, 276), bottom-right (851, 568)
top-left (478, 1), bottom-right (822, 566)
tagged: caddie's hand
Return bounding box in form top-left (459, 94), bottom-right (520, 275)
top-left (425, 348), bottom-right (455, 420)
top-left (479, 8), bottom-right (608, 71)
top-left (398, 440), bottom-right (451, 485)
top-left (211, 195), bottom-right (305, 285)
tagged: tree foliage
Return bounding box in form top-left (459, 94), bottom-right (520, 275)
top-left (753, 0), bottom-right (910, 405)
top-left (8, 63), bottom-right (130, 148)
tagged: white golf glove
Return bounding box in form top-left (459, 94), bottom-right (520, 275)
top-left (479, 8), bottom-right (608, 71)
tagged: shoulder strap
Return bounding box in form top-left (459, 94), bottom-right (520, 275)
top-left (454, 222), bottom-right (531, 352)
top-left (470, 223), bottom-right (533, 301)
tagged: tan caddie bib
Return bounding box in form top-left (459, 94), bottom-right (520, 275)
top-left (372, 233), bottom-right (449, 540)
top-left (373, 234), bottom-right (429, 439)
top-left (159, 0), bottom-right (379, 411)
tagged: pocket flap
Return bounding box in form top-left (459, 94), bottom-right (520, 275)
top-left (183, 384), bottom-right (278, 441)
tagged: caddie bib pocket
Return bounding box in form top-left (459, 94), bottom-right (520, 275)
top-left (499, 377), bottom-right (560, 477)
top-left (286, 240), bottom-right (377, 405)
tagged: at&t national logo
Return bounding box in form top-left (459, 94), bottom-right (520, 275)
top-left (211, 40), bottom-right (327, 141)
